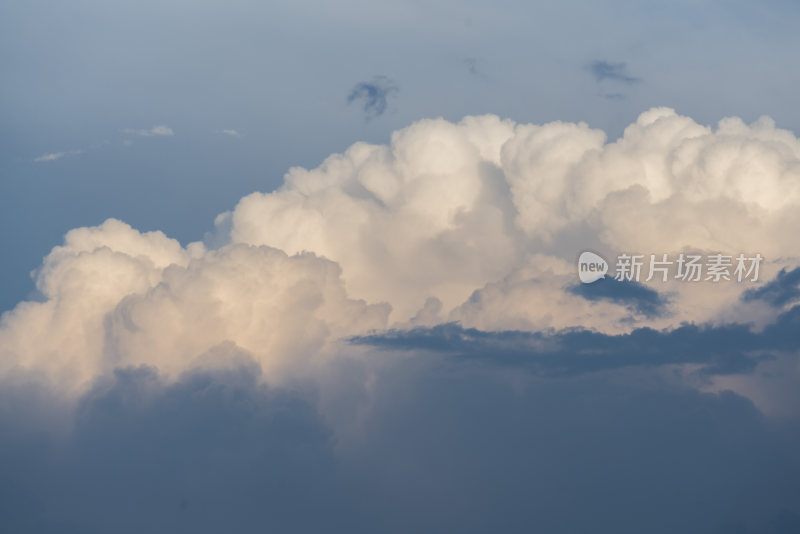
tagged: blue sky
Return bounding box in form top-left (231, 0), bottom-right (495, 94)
top-left (2, 1), bottom-right (800, 532)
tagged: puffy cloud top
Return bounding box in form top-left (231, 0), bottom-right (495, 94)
top-left (227, 108), bottom-right (800, 320)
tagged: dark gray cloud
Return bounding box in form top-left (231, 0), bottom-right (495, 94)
top-left (347, 76), bottom-right (399, 119)
top-left (568, 275), bottom-right (668, 317)
top-left (346, 355), bottom-right (800, 534)
top-left (0, 364), bottom-right (344, 534)
top-left (587, 60), bottom-right (640, 84)
top-left (351, 304), bottom-right (800, 377)
top-left (742, 266), bottom-right (800, 308)
top-left (2, 352), bottom-right (799, 533)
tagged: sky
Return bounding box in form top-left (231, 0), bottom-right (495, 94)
top-left (4, 0), bottom-right (800, 310)
top-left (2, 1), bottom-right (800, 532)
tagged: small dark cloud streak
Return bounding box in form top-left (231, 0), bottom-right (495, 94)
top-left (742, 266), bottom-right (800, 308)
top-left (352, 304), bottom-right (800, 377)
top-left (569, 275), bottom-right (668, 317)
top-left (464, 57), bottom-right (481, 77)
top-left (347, 76), bottom-right (398, 119)
top-left (586, 60), bottom-right (640, 84)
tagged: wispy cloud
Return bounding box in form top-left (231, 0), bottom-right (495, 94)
top-left (347, 75), bottom-right (398, 119)
top-left (220, 129), bottom-right (241, 137)
top-left (33, 149), bottom-right (83, 163)
top-left (121, 125), bottom-right (175, 137)
top-left (34, 125), bottom-right (172, 163)
top-left (586, 60), bottom-right (640, 84)
top-left (34, 152), bottom-right (66, 162)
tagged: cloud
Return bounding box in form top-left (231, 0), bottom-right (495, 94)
top-left (34, 127), bottom-right (172, 164)
top-left (0, 346), bottom-right (798, 533)
top-left (0, 219), bottom-right (388, 392)
top-left (122, 125), bottom-right (175, 137)
top-left (221, 129), bottom-right (241, 137)
top-left (4, 108), bottom-right (800, 390)
top-left (742, 266), bottom-right (800, 308)
top-left (586, 60), bottom-right (640, 84)
top-left (0, 364), bottom-right (342, 533)
top-left (33, 149), bottom-right (83, 162)
top-left (4, 109), bottom-right (800, 533)
top-left (464, 57), bottom-right (489, 79)
top-left (465, 57), bottom-right (479, 75)
top-left (347, 76), bottom-right (398, 119)
top-left (568, 275), bottom-right (668, 317)
top-left (4, 109), bottom-right (800, 396)
top-left (352, 304), bottom-right (800, 377)
top-left (34, 152), bottom-right (66, 162)
top-left (227, 109), bottom-right (800, 329)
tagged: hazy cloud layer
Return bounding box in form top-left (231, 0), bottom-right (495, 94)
top-left (1, 350), bottom-right (798, 533)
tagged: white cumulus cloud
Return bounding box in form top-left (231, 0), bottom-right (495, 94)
top-left (3, 108), bottom-right (800, 395)
top-left (225, 108), bottom-right (800, 323)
